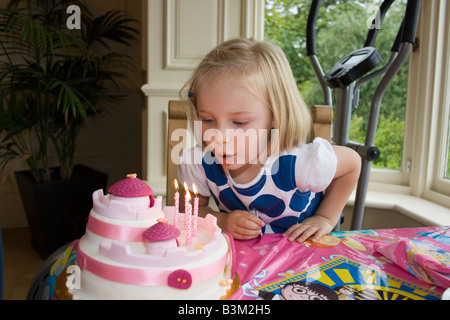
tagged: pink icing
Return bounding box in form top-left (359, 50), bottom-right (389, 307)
top-left (97, 211), bottom-right (223, 268)
top-left (86, 214), bottom-right (148, 242)
top-left (77, 243), bottom-right (228, 286)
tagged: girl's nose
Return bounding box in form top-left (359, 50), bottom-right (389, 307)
top-left (218, 129), bottom-right (232, 144)
top-left (203, 127), bottom-right (232, 146)
top-left (212, 124), bottom-right (233, 144)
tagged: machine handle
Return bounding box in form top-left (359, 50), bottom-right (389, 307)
top-left (364, 0), bottom-right (395, 47)
top-left (391, 19), bottom-right (404, 52)
top-left (401, 0), bottom-right (421, 43)
top-left (306, 0), bottom-right (322, 56)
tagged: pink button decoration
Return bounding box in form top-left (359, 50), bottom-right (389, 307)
top-left (167, 269), bottom-right (192, 289)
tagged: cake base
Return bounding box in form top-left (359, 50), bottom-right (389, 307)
top-left (55, 265), bottom-right (240, 300)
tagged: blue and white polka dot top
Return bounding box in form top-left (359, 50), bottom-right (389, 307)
top-left (178, 138), bottom-right (337, 234)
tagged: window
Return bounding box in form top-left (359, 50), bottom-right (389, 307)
top-left (429, 8), bottom-right (450, 198)
top-left (436, 56), bottom-right (450, 184)
top-left (265, 0), bottom-right (408, 174)
top-left (265, 0), bottom-right (450, 209)
top-left (408, 0), bottom-right (450, 204)
top-left (445, 112), bottom-right (450, 180)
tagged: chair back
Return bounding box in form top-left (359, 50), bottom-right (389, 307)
top-left (166, 101), bottom-right (189, 205)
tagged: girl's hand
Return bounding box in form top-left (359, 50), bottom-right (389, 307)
top-left (218, 210), bottom-right (265, 240)
top-left (282, 215), bottom-right (334, 243)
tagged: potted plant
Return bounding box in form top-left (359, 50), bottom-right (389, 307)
top-left (0, 0), bottom-right (139, 257)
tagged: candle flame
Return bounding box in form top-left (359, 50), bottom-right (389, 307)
top-left (186, 189), bottom-right (191, 200)
top-left (183, 182), bottom-right (188, 191)
top-left (192, 183), bottom-right (198, 195)
top-left (174, 179), bottom-right (178, 190)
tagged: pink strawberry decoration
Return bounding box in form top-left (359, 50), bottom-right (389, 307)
top-left (142, 221), bottom-right (180, 242)
top-left (108, 174), bottom-right (155, 206)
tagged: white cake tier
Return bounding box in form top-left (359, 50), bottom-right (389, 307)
top-left (71, 270), bottom-right (231, 300)
top-left (69, 206), bottom-right (234, 299)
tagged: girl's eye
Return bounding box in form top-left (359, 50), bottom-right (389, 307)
top-left (233, 120), bottom-right (248, 126)
top-left (201, 118), bottom-right (214, 124)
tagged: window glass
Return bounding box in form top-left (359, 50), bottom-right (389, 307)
top-left (264, 0), bottom-right (407, 171)
top-left (444, 110), bottom-right (450, 180)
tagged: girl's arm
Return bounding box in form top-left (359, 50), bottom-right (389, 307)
top-left (195, 194), bottom-right (265, 240)
top-left (283, 145), bottom-right (361, 242)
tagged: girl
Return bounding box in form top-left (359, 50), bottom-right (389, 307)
top-left (178, 38), bottom-right (361, 242)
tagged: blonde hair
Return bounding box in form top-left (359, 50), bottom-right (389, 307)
top-left (180, 38), bottom-right (311, 151)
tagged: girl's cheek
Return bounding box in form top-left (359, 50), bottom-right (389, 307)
top-left (201, 132), bottom-right (217, 153)
top-left (201, 128), bottom-right (212, 144)
top-left (203, 138), bottom-right (214, 151)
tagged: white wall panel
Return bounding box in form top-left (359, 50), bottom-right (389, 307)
top-left (141, 0), bottom-right (265, 198)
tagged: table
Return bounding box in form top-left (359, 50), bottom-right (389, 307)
top-left (44, 226), bottom-right (449, 300)
top-left (230, 226), bottom-right (449, 300)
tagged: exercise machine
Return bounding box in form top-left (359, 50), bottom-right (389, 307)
top-left (306, 0), bottom-right (421, 230)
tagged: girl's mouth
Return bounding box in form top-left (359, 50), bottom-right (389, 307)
top-left (218, 154), bottom-right (233, 164)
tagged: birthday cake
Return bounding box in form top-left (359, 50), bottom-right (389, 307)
top-left (66, 175), bottom-right (236, 300)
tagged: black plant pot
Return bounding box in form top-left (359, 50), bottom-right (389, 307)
top-left (15, 164), bottom-right (108, 258)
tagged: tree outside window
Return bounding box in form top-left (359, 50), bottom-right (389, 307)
top-left (265, 0), bottom-right (408, 171)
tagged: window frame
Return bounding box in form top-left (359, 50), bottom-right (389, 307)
top-left (430, 3), bottom-right (450, 197)
top-left (262, 0), bottom-right (450, 211)
top-left (369, 0), bottom-right (450, 208)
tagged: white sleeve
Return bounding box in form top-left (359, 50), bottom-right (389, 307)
top-left (294, 137), bottom-right (337, 193)
top-left (177, 146), bottom-right (211, 197)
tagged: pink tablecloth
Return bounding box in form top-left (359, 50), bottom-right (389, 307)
top-left (44, 226), bottom-right (449, 300)
top-left (230, 226), bottom-right (450, 300)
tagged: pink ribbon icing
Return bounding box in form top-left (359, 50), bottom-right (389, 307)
top-left (86, 214), bottom-right (147, 242)
top-left (77, 246), bottom-right (228, 286)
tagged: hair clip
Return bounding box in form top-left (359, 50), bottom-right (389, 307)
top-left (188, 91), bottom-right (193, 98)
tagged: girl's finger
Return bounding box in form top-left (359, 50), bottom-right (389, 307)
top-left (296, 227), bottom-right (318, 242)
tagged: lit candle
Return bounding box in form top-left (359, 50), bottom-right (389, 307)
top-left (174, 179), bottom-right (179, 227)
top-left (183, 182), bottom-right (189, 210)
top-left (183, 182), bottom-right (190, 230)
top-left (192, 184), bottom-right (199, 237)
top-left (186, 191), bottom-right (192, 245)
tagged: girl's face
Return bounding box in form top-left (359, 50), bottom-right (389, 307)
top-left (196, 74), bottom-right (273, 183)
